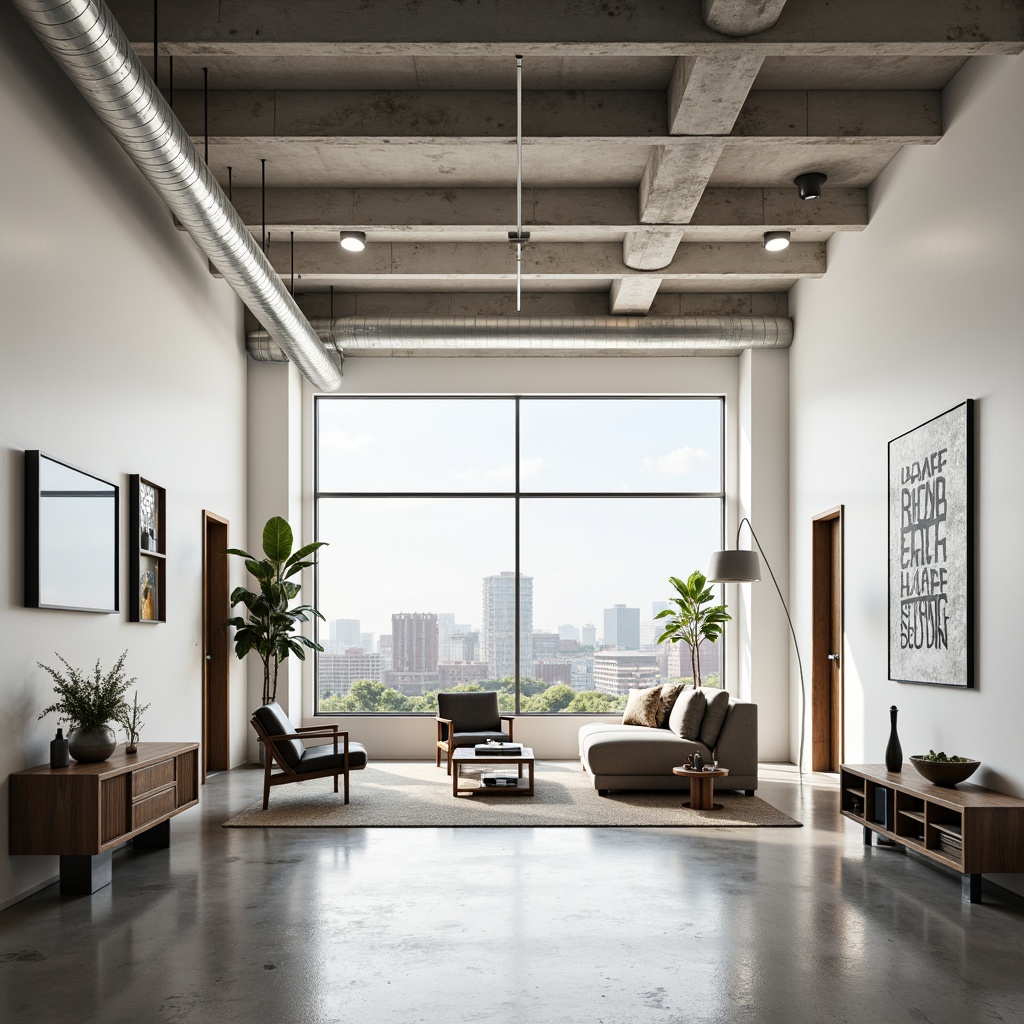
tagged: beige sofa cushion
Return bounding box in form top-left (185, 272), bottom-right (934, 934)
top-left (656, 683), bottom-right (684, 727)
top-left (622, 686), bottom-right (663, 728)
top-left (668, 687), bottom-right (706, 740)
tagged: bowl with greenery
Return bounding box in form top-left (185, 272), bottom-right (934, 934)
top-left (38, 652), bottom-right (133, 763)
top-left (910, 750), bottom-right (980, 787)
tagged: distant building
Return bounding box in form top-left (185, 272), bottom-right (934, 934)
top-left (558, 623), bottom-right (580, 642)
top-left (378, 634), bottom-right (393, 672)
top-left (447, 630), bottom-right (480, 663)
top-left (481, 571), bottom-right (533, 679)
top-left (438, 661), bottom-right (491, 686)
top-left (328, 618), bottom-right (361, 652)
top-left (535, 661), bottom-right (571, 687)
top-left (593, 651), bottom-right (659, 695)
top-left (581, 623), bottom-right (597, 646)
top-left (318, 649), bottom-right (382, 698)
top-left (558, 638), bottom-right (581, 654)
top-left (359, 631), bottom-right (375, 653)
top-left (392, 612), bottom-right (439, 673)
top-left (570, 656), bottom-right (595, 692)
top-left (532, 631), bottom-right (560, 664)
top-left (381, 670), bottom-right (439, 696)
top-left (603, 604), bottom-right (640, 651)
top-left (658, 639), bottom-right (722, 682)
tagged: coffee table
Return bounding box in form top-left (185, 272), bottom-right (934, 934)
top-left (672, 766), bottom-right (730, 810)
top-left (452, 746), bottom-right (535, 797)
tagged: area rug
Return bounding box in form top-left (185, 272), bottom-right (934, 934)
top-left (222, 761), bottom-right (800, 828)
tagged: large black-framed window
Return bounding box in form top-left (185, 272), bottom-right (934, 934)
top-left (314, 396), bottom-right (725, 715)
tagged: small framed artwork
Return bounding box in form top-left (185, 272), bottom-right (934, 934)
top-left (888, 400), bottom-right (973, 687)
top-left (129, 475), bottom-right (166, 623)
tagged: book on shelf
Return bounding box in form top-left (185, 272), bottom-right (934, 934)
top-left (474, 743), bottom-right (522, 756)
top-left (481, 773), bottom-right (520, 787)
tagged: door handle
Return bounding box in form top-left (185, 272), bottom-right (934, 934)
top-left (827, 653), bottom-right (840, 662)
top-left (205, 654), bottom-right (213, 661)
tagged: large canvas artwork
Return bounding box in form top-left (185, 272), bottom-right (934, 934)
top-left (888, 400), bottom-right (973, 687)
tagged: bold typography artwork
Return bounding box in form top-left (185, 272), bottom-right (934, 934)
top-left (888, 401), bottom-right (972, 687)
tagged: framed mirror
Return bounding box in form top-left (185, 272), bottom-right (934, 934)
top-left (25, 451), bottom-right (119, 613)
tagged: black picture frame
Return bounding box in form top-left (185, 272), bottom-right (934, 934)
top-left (887, 400), bottom-right (973, 687)
top-left (24, 450), bottom-right (120, 613)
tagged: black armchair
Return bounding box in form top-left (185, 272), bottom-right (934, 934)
top-left (435, 691), bottom-right (515, 775)
top-left (251, 701), bottom-right (368, 809)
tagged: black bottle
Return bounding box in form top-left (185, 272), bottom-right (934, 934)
top-left (885, 706), bottom-right (902, 773)
top-left (50, 728), bottom-right (69, 769)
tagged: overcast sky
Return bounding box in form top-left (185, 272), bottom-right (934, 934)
top-left (316, 398), bottom-right (723, 637)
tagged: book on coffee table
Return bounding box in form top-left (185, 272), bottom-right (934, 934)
top-left (474, 742), bottom-right (523, 756)
top-left (481, 773), bottom-right (521, 787)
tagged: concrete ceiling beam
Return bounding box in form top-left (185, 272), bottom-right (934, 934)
top-left (222, 186), bottom-right (867, 236)
top-left (114, 0), bottom-right (1024, 54)
top-left (241, 239), bottom-right (824, 281)
top-left (621, 229), bottom-right (686, 271)
top-left (639, 142), bottom-right (726, 225)
top-left (609, 278), bottom-right (663, 315)
top-left (702, 0), bottom-right (788, 38)
top-left (668, 55), bottom-right (764, 134)
top-left (171, 89), bottom-right (941, 141)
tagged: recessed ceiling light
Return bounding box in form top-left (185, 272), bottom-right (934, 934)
top-left (794, 172), bottom-right (827, 201)
top-left (339, 231), bottom-right (366, 253)
top-left (763, 230), bottom-right (791, 252)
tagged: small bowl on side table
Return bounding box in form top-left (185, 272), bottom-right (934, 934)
top-left (910, 756), bottom-right (980, 787)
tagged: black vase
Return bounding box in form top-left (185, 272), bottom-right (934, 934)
top-left (885, 705), bottom-right (902, 772)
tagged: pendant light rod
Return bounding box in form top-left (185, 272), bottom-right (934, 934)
top-left (261, 158), bottom-right (266, 252)
top-left (203, 66), bottom-right (208, 166)
top-left (506, 55), bottom-right (530, 312)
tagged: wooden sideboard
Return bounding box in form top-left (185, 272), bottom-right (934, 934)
top-left (840, 763), bottom-right (1024, 903)
top-left (9, 742), bottom-right (199, 894)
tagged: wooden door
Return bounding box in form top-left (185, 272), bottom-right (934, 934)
top-left (811, 507), bottom-right (844, 772)
top-left (202, 511), bottom-right (231, 778)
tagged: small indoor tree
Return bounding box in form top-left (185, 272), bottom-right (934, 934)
top-left (655, 570), bottom-right (731, 688)
top-left (226, 517), bottom-right (327, 707)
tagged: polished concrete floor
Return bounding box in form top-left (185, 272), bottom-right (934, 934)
top-left (1, 764), bottom-right (1022, 1024)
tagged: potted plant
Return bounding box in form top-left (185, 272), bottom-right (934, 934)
top-left (226, 516), bottom-right (328, 708)
top-left (655, 570), bottom-right (731, 688)
top-left (38, 651), bottom-right (133, 762)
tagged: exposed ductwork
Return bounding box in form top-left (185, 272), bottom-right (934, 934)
top-left (247, 316), bottom-right (794, 360)
top-left (11, 0), bottom-right (342, 392)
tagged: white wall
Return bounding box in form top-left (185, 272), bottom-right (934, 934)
top-left (789, 55), bottom-right (1024, 887)
top-left (0, 8), bottom-right (248, 908)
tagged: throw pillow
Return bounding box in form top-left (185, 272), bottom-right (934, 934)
top-left (622, 686), bottom-right (663, 728)
top-left (668, 687), bottom-right (707, 741)
top-left (699, 688), bottom-right (731, 750)
top-left (656, 683), bottom-right (684, 728)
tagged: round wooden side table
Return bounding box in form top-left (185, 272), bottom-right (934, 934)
top-left (672, 766), bottom-right (730, 810)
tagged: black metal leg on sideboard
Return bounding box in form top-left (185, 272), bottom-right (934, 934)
top-left (962, 873), bottom-right (983, 904)
top-left (59, 851), bottom-right (112, 895)
top-left (863, 826), bottom-right (873, 845)
top-left (133, 818), bottom-right (171, 850)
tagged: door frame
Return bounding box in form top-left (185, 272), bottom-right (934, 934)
top-left (811, 505), bottom-right (844, 772)
top-left (202, 510), bottom-right (231, 781)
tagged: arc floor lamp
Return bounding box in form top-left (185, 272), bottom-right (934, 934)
top-left (708, 517), bottom-right (806, 776)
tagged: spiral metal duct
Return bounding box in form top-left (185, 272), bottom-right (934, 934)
top-left (246, 316), bottom-right (794, 360)
top-left (12, 0), bottom-right (342, 392)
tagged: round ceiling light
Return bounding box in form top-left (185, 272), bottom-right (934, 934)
top-left (339, 231), bottom-right (367, 252)
top-left (763, 230), bottom-right (791, 252)
top-left (794, 172), bottom-right (827, 201)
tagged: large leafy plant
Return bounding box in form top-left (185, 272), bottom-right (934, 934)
top-left (655, 570), bottom-right (731, 688)
top-left (38, 651), bottom-right (133, 732)
top-left (227, 517), bottom-right (327, 707)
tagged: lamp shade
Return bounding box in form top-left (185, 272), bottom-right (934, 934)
top-left (707, 549), bottom-right (762, 583)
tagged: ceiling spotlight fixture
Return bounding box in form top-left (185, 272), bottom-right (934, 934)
top-left (339, 230), bottom-right (366, 253)
top-left (763, 230), bottom-right (791, 252)
top-left (794, 172), bottom-right (827, 201)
